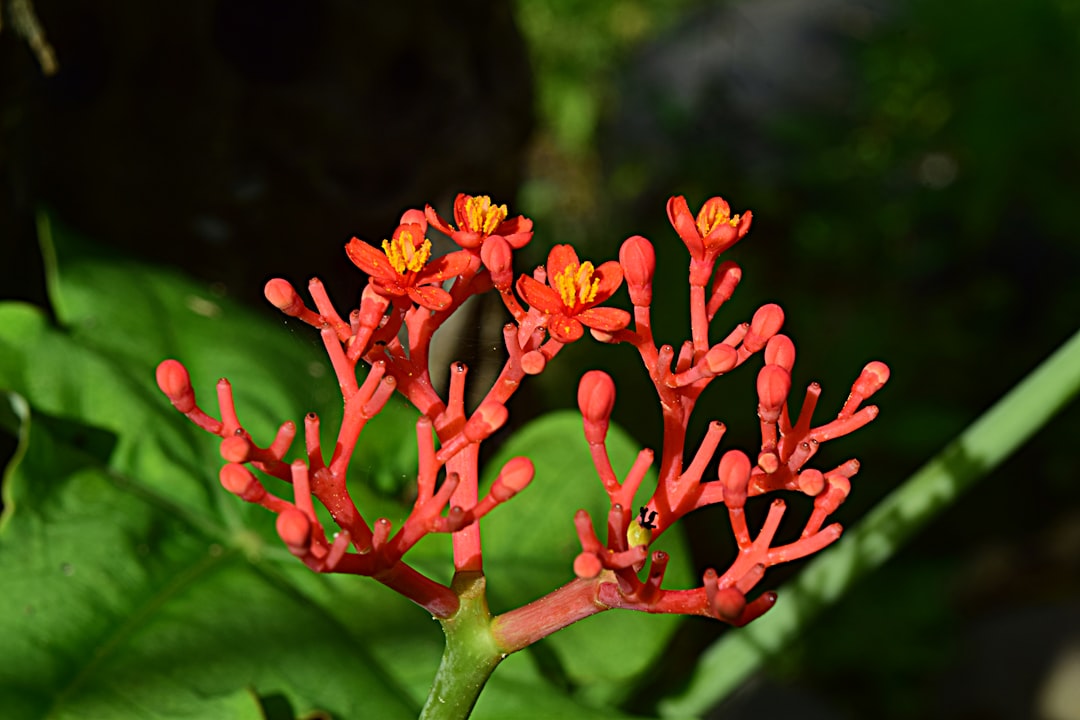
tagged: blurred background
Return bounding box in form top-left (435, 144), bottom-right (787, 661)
top-left (2, 0), bottom-right (1079, 718)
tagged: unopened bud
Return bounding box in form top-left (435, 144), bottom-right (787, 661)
top-left (521, 350), bottom-right (546, 375)
top-left (464, 402), bottom-right (509, 442)
top-left (756, 364), bottom-right (791, 422)
top-left (855, 361), bottom-right (890, 398)
top-left (619, 235), bottom-right (656, 306)
top-left (264, 279), bottom-right (306, 317)
top-left (574, 552), bottom-right (603, 579)
top-left (480, 235), bottom-right (514, 289)
top-left (764, 334), bottom-right (796, 372)
top-left (743, 303), bottom-right (785, 353)
top-left (156, 359), bottom-right (195, 413)
top-left (709, 261), bottom-right (742, 306)
top-left (276, 508), bottom-right (311, 555)
top-left (577, 370), bottom-right (616, 444)
top-left (713, 587), bottom-right (747, 621)
top-left (220, 463), bottom-right (263, 502)
top-left (491, 456), bottom-right (534, 501)
top-left (220, 435), bottom-right (251, 463)
top-left (797, 468), bottom-right (825, 496)
top-left (718, 450), bottom-right (751, 508)
top-left (703, 343), bottom-right (738, 375)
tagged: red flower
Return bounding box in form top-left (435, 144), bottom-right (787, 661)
top-left (346, 222), bottom-right (471, 310)
top-left (667, 195), bottom-right (753, 262)
top-left (426, 193), bottom-right (533, 250)
top-left (516, 245), bottom-right (630, 343)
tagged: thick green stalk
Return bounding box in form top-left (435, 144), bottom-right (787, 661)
top-left (420, 572), bottom-right (503, 720)
top-left (660, 326), bottom-right (1080, 718)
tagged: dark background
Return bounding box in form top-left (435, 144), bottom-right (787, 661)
top-left (2, 1), bottom-right (1078, 718)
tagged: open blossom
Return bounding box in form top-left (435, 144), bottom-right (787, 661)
top-left (667, 195), bottom-right (753, 263)
top-left (517, 244), bottom-right (630, 343)
top-left (345, 221), bottom-right (471, 310)
top-left (425, 193), bottom-right (533, 249)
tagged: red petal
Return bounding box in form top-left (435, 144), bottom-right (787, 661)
top-left (399, 208), bottom-right (428, 230)
top-left (394, 223), bottom-right (427, 246)
top-left (547, 314), bottom-right (584, 343)
top-left (422, 250), bottom-right (476, 283)
top-left (496, 216), bottom-right (534, 249)
top-left (666, 195), bottom-right (705, 257)
top-left (409, 285), bottom-right (453, 310)
top-left (345, 238), bottom-right (396, 281)
top-left (452, 193), bottom-right (470, 227)
top-left (517, 274), bottom-right (564, 313)
top-left (425, 205), bottom-right (455, 236)
top-left (546, 244), bottom-right (581, 278)
top-left (587, 261), bottom-right (625, 304)
top-left (451, 230), bottom-right (484, 249)
top-left (577, 306), bottom-right (631, 332)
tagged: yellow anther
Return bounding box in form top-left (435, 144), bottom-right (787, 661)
top-left (382, 231), bottom-right (432, 274)
top-left (697, 203), bottom-right (739, 237)
top-left (463, 195), bottom-right (508, 235)
top-left (554, 261), bottom-right (600, 308)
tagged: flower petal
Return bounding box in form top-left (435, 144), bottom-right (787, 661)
top-left (547, 314), bottom-right (584, 343)
top-left (425, 205), bottom-right (455, 236)
top-left (346, 238), bottom-right (396, 281)
top-left (587, 261), bottom-right (625, 305)
top-left (666, 195), bottom-right (705, 257)
top-left (399, 208), bottom-right (428, 230)
top-left (496, 216), bottom-right (534, 249)
top-left (546, 244), bottom-right (581, 279)
top-left (517, 274), bottom-right (564, 314)
top-left (408, 285), bottom-right (453, 310)
top-left (422, 250), bottom-right (476, 284)
top-left (578, 306), bottom-right (631, 332)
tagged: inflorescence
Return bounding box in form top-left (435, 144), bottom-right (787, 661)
top-left (157, 192), bottom-right (888, 642)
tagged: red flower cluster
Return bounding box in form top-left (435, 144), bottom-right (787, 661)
top-left (157, 192), bottom-right (887, 647)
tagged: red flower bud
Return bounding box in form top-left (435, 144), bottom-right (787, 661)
top-left (573, 552), bottom-right (603, 579)
top-left (718, 449), bottom-right (751, 508)
top-left (521, 350), bottom-right (546, 375)
top-left (264, 278), bottom-right (306, 317)
top-left (220, 435), bottom-right (251, 463)
top-left (743, 303), bottom-right (784, 353)
top-left (491, 457), bottom-right (535, 501)
top-left (220, 462), bottom-right (264, 502)
top-left (276, 508), bottom-right (311, 555)
top-left (713, 587), bottom-right (747, 622)
top-left (756, 364), bottom-right (791, 422)
top-left (577, 370), bottom-right (616, 444)
top-left (704, 343), bottom-right (739, 375)
top-left (764, 334), bottom-right (796, 372)
top-left (619, 235), bottom-right (656, 306)
top-left (797, 468), bottom-right (825, 496)
top-left (156, 359), bottom-right (195, 413)
top-left (480, 235), bottom-right (514, 289)
top-left (854, 361), bottom-right (890, 398)
top-left (709, 261), bottom-right (742, 307)
top-left (464, 402), bottom-right (509, 442)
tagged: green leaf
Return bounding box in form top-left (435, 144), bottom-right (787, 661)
top-left (0, 215), bottom-right (431, 718)
top-left (479, 411), bottom-right (693, 708)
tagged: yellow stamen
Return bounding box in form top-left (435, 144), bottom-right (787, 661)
top-left (463, 195), bottom-right (508, 235)
top-left (697, 204), bottom-right (740, 236)
top-left (382, 230), bottom-right (432, 274)
top-left (554, 261), bottom-right (600, 308)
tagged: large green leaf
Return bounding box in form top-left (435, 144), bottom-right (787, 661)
top-left (0, 214), bottom-right (687, 719)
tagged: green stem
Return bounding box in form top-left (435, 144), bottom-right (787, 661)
top-left (420, 572), bottom-right (503, 720)
top-left (659, 326), bottom-right (1080, 718)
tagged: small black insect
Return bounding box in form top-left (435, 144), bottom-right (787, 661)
top-left (638, 506), bottom-right (657, 530)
